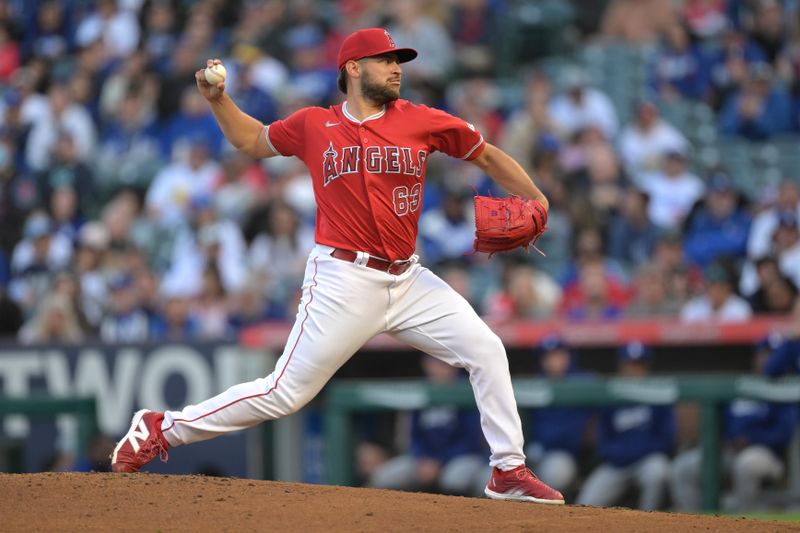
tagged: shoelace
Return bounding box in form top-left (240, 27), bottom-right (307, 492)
top-left (140, 435), bottom-right (169, 464)
top-left (514, 467), bottom-right (539, 481)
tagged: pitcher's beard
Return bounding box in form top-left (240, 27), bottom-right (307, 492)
top-left (360, 72), bottom-right (400, 104)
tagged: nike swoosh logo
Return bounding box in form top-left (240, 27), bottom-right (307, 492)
top-left (325, 121), bottom-right (341, 127)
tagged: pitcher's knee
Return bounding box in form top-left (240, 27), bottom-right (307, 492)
top-left (472, 331), bottom-right (507, 362)
top-left (270, 389), bottom-right (314, 417)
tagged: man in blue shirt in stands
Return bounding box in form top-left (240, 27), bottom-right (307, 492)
top-left (526, 334), bottom-right (592, 497)
top-left (764, 332), bottom-right (800, 377)
top-left (368, 356), bottom-right (488, 496)
top-left (576, 341), bottom-right (675, 510)
top-left (670, 335), bottom-right (798, 511)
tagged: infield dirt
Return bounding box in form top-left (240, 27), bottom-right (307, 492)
top-left (1, 472), bottom-right (797, 532)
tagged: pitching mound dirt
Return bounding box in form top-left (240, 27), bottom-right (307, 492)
top-left (0, 473), bottom-right (796, 532)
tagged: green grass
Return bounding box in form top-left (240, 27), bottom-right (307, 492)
top-left (720, 512), bottom-right (800, 523)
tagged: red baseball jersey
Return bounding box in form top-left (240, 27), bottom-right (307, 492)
top-left (266, 99), bottom-right (485, 261)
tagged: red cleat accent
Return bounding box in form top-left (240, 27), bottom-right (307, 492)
top-left (485, 465), bottom-right (565, 504)
top-left (110, 410), bottom-right (169, 473)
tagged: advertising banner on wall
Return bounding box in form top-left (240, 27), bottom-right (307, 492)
top-left (0, 342), bottom-right (270, 477)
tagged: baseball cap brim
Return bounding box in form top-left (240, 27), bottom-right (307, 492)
top-left (348, 47), bottom-right (417, 67)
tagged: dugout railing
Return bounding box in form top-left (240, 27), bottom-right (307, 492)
top-left (323, 375), bottom-right (800, 511)
top-left (0, 395), bottom-right (98, 470)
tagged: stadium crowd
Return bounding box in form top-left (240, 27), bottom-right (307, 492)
top-left (0, 0), bottom-right (798, 344)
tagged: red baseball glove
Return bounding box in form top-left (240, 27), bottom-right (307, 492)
top-left (473, 194), bottom-right (547, 255)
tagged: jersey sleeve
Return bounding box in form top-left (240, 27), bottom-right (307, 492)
top-left (265, 108), bottom-right (310, 159)
top-left (426, 106), bottom-right (486, 161)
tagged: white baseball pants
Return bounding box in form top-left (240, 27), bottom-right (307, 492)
top-left (162, 245), bottom-right (526, 470)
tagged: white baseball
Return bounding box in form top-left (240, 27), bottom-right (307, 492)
top-left (204, 63), bottom-right (227, 85)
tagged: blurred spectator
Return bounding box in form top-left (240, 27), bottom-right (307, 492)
top-left (145, 135), bottom-right (221, 227)
top-left (157, 44), bottom-right (199, 123)
top-left (248, 199), bottom-right (315, 305)
top-left (680, 261), bottom-right (753, 322)
top-left (608, 188), bottom-right (662, 274)
top-left (179, 10), bottom-right (225, 68)
top-left (160, 87), bottom-right (225, 159)
top-left (51, 270), bottom-right (91, 334)
top-left (0, 20), bottom-right (19, 81)
top-left (548, 67), bottom-right (618, 140)
top-left (498, 70), bottom-right (555, 176)
top-left (744, 254), bottom-right (782, 303)
top-left (98, 50), bottom-right (158, 124)
top-left (18, 293), bottom-right (85, 344)
top-left (448, 0), bottom-right (499, 76)
top-left (758, 274), bottom-right (798, 314)
top-left (228, 56), bottom-right (279, 124)
top-left (446, 77), bottom-right (505, 143)
top-left (162, 194), bottom-right (248, 297)
top-left (212, 150), bottom-right (269, 225)
top-left (484, 263), bottom-right (561, 322)
top-left (0, 282), bottom-right (23, 336)
top-left (683, 172), bottom-right (751, 267)
top-left (94, 89), bottom-right (162, 193)
top-left (24, 0), bottom-right (70, 61)
top-left (101, 189), bottom-right (160, 266)
top-left (618, 100), bottom-right (689, 181)
top-left (764, 331), bottom-right (800, 377)
top-left (747, 179), bottom-right (800, 263)
top-left (649, 24), bottom-right (708, 101)
top-left (418, 191), bottom-right (474, 264)
top-left (0, 134), bottom-right (25, 254)
top-left (150, 286), bottom-right (201, 341)
top-left (769, 212), bottom-right (800, 289)
top-left (284, 26), bottom-right (338, 106)
top-left (99, 272), bottom-right (152, 343)
top-left (63, 434), bottom-right (115, 473)
top-left (681, 0), bottom-right (729, 41)
top-left (73, 221), bottom-right (109, 327)
top-left (369, 356), bottom-right (489, 496)
top-left (639, 147), bottom-right (704, 230)
top-left (193, 264), bottom-right (232, 340)
top-left (26, 82), bottom-right (97, 172)
top-left (748, 0), bottom-right (787, 65)
top-left (560, 125), bottom-right (623, 224)
top-left (526, 335), bottom-right (592, 497)
top-left (39, 132), bottom-right (94, 220)
top-left (227, 42), bottom-right (289, 98)
top-left (75, 0), bottom-right (140, 61)
top-left (576, 342), bottom-right (675, 510)
top-left (671, 337), bottom-right (797, 512)
top-left (719, 63), bottom-right (793, 140)
top-left (141, 0), bottom-right (179, 72)
top-left (231, 0), bottom-right (289, 63)
top-left (559, 254), bottom-right (629, 321)
top-left (625, 262), bottom-right (682, 317)
top-left (227, 277), bottom-right (287, 331)
top-left (387, 0), bottom-right (454, 95)
top-left (706, 27), bottom-right (768, 110)
top-left (600, 0), bottom-right (678, 46)
top-left (9, 212), bottom-right (72, 312)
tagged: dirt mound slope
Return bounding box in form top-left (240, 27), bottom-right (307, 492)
top-left (0, 473), bottom-right (796, 532)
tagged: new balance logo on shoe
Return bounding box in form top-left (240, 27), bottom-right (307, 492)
top-left (127, 418), bottom-right (150, 453)
top-left (111, 410), bottom-right (169, 473)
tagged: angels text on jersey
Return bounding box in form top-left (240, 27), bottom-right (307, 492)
top-left (322, 143), bottom-right (428, 187)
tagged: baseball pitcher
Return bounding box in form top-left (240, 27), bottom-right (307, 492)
top-left (111, 27), bottom-right (559, 504)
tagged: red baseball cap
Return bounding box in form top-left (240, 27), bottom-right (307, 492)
top-left (336, 28), bottom-right (417, 71)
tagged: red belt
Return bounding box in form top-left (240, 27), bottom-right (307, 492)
top-left (330, 248), bottom-right (413, 275)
